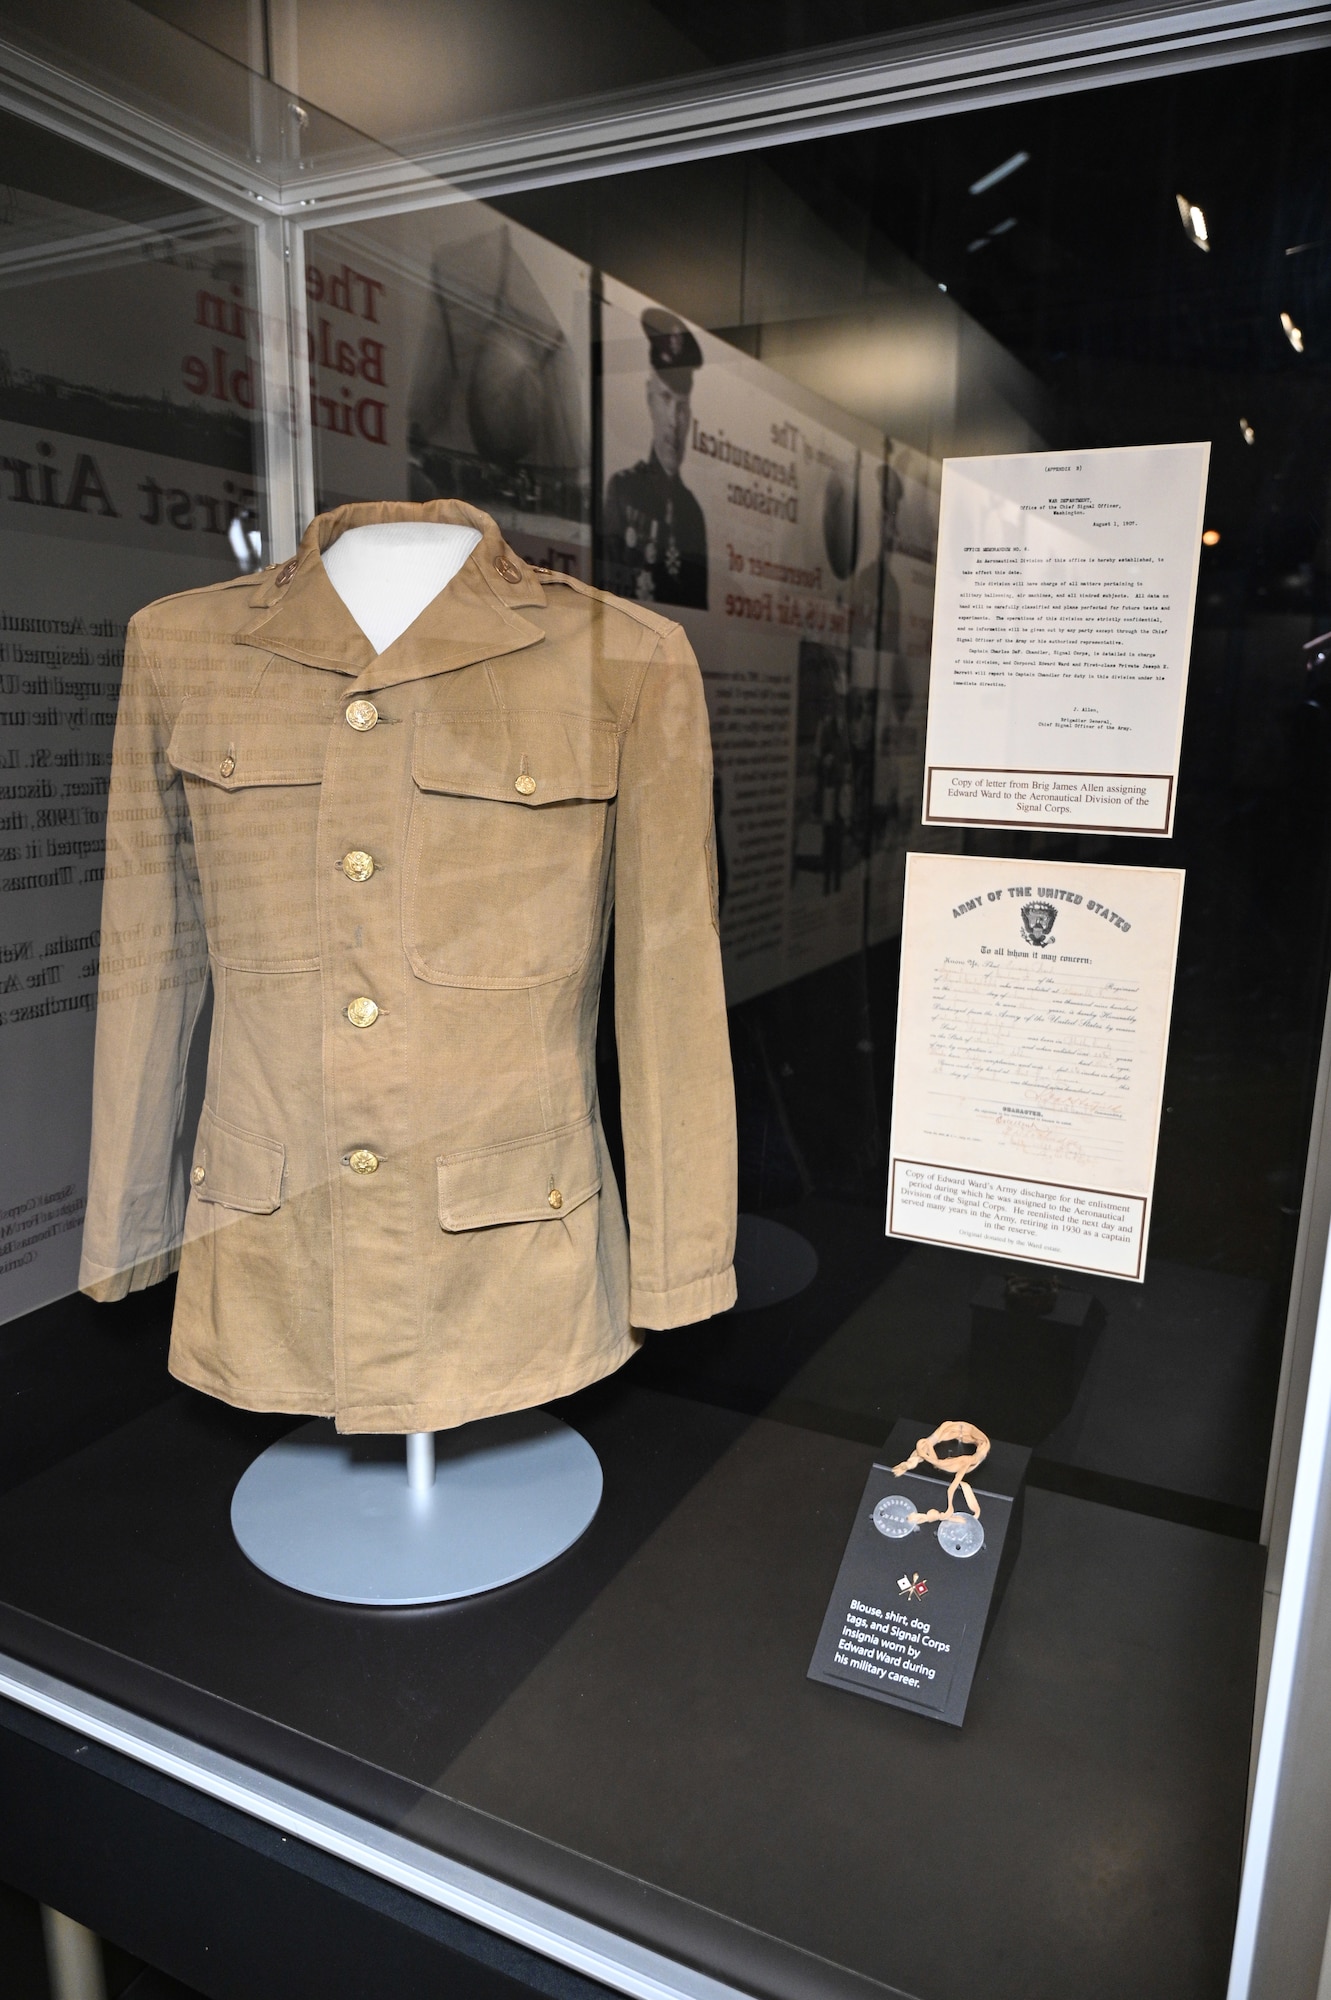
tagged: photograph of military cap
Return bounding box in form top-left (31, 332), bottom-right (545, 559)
top-left (602, 306), bottom-right (709, 609)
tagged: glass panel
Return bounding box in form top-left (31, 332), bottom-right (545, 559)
top-left (0, 107), bottom-right (265, 1320)
top-left (488, 57), bottom-right (1331, 1536)
top-left (304, 204), bottom-right (593, 572)
top-left (130, 0), bottom-right (1124, 156)
top-left (0, 0), bottom-right (415, 188)
top-left (5, 41), bottom-right (1329, 2000)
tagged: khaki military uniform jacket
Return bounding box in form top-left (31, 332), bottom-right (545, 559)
top-left (79, 501), bottom-right (737, 1432)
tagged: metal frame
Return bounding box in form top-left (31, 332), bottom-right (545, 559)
top-left (6, 0), bottom-right (1331, 221)
top-left (305, 0), bottom-right (1331, 212)
top-left (5, 0), bottom-right (1331, 1991)
top-left (0, 1652), bottom-right (749, 2000)
top-left (1230, 1211), bottom-right (1331, 1995)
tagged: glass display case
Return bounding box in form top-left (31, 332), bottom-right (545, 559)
top-left (2, 6), bottom-right (1331, 1997)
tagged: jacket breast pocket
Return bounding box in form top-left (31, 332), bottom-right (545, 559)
top-left (405, 711), bottom-right (618, 988)
top-left (168, 702), bottom-right (329, 970)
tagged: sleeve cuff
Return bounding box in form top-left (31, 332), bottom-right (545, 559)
top-left (631, 1264), bottom-right (737, 1330)
top-left (79, 1245), bottom-right (181, 1303)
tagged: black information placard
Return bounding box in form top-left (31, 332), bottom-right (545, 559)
top-left (808, 1420), bottom-right (1029, 1726)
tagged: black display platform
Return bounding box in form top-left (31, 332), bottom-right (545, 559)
top-left (0, 1362), bottom-right (1261, 2000)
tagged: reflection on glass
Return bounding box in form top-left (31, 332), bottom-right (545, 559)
top-left (1177, 193), bottom-right (1212, 250)
top-left (308, 206), bottom-right (591, 572)
top-left (0, 109), bottom-right (264, 1322)
top-left (477, 48), bottom-right (1331, 1538)
top-left (0, 39), bottom-right (1328, 2000)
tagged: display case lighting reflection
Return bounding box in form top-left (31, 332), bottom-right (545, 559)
top-left (1202, 529), bottom-right (1221, 547)
top-left (968, 150), bottom-right (1029, 196)
top-left (1239, 418), bottom-right (1255, 445)
top-left (228, 516), bottom-right (263, 569)
top-left (1281, 312), bottom-right (1305, 352)
top-left (967, 217), bottom-right (1019, 254)
top-left (1175, 195), bottom-right (1210, 250)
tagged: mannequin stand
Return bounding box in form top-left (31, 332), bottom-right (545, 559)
top-left (231, 1411), bottom-right (603, 1606)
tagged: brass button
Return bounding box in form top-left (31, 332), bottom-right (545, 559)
top-left (190, 1165), bottom-right (206, 1186)
top-left (494, 554), bottom-right (522, 584)
top-left (346, 996), bottom-right (379, 1028)
top-left (346, 1148), bottom-right (379, 1175)
top-left (345, 699), bottom-right (378, 731)
top-left (514, 772), bottom-right (537, 796)
top-left (277, 559), bottom-right (298, 586)
top-left (341, 849), bottom-right (375, 882)
top-left (219, 755), bottom-right (236, 778)
top-left (548, 1187), bottom-right (563, 1210)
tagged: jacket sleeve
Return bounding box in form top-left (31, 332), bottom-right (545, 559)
top-left (614, 620), bottom-right (737, 1327)
top-left (78, 617), bottom-right (210, 1302)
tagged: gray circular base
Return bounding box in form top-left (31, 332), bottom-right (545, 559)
top-left (730, 1214), bottom-right (819, 1312)
top-left (231, 1410), bottom-right (602, 1606)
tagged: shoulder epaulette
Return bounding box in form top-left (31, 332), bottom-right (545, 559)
top-left (531, 568), bottom-right (678, 640)
top-left (133, 568), bottom-right (271, 615)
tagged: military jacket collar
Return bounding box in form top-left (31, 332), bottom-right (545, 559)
top-left (238, 498), bottom-right (547, 691)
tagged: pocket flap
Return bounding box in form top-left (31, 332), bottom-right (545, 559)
top-left (437, 1116), bottom-right (601, 1230)
top-left (191, 1108), bottom-right (285, 1213)
top-left (169, 700), bottom-right (329, 788)
top-left (412, 712), bottom-right (618, 806)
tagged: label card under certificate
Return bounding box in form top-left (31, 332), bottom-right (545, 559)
top-left (922, 443), bottom-right (1209, 835)
top-left (887, 853), bottom-right (1184, 1281)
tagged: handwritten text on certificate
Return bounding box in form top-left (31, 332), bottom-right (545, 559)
top-left (922, 443), bottom-right (1209, 835)
top-left (887, 854), bottom-right (1184, 1280)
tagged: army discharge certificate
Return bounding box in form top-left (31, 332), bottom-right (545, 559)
top-left (887, 854), bottom-right (1184, 1280)
top-left (922, 442), bottom-right (1209, 835)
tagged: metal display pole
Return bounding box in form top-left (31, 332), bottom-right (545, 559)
top-left (41, 1908), bottom-right (107, 2000)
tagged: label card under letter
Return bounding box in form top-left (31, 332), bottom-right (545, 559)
top-left (886, 853), bottom-right (1184, 1281)
top-left (922, 442), bottom-right (1210, 835)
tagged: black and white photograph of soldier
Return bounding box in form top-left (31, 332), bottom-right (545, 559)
top-left (407, 219), bottom-right (587, 526)
top-left (602, 307), bottom-right (709, 608)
